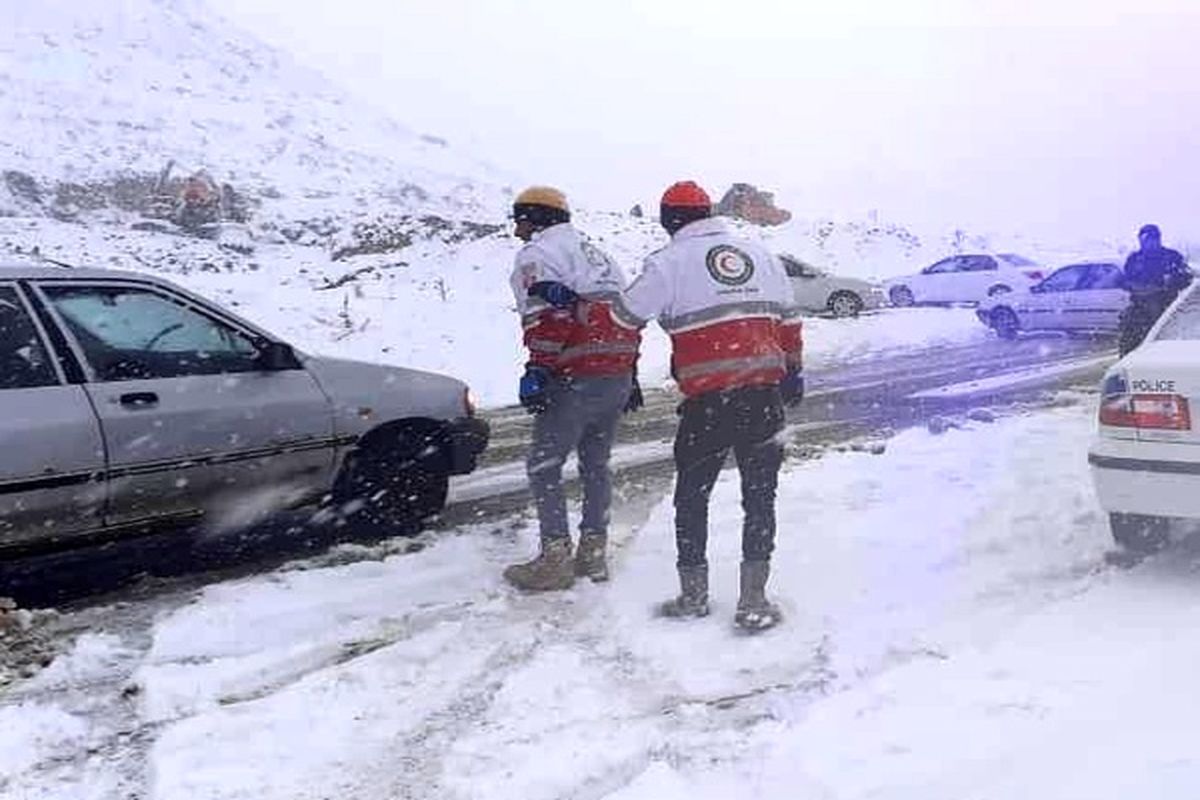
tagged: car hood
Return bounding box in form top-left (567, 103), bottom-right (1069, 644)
top-left (302, 355), bottom-right (469, 435)
top-left (825, 275), bottom-right (878, 292)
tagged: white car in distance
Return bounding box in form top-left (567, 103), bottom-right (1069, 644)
top-left (977, 261), bottom-right (1128, 339)
top-left (1089, 283), bottom-right (1200, 554)
top-left (885, 253), bottom-right (1046, 307)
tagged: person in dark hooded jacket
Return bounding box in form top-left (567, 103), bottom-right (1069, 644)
top-left (1118, 224), bottom-right (1192, 355)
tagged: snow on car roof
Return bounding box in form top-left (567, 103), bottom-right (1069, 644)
top-left (0, 262), bottom-right (151, 281)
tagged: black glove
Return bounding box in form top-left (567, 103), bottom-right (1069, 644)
top-left (527, 281), bottom-right (579, 308)
top-left (780, 368), bottom-right (804, 407)
top-left (519, 364), bottom-right (553, 414)
top-left (624, 374), bottom-right (644, 414)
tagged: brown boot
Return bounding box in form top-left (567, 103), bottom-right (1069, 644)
top-left (574, 532), bottom-right (609, 582)
top-left (735, 560), bottom-right (782, 632)
top-left (656, 564), bottom-right (710, 618)
top-left (503, 537), bottom-right (575, 592)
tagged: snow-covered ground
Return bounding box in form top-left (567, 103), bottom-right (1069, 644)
top-left (14, 397), bottom-right (1195, 800)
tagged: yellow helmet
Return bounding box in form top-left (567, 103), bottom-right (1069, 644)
top-left (514, 185), bottom-right (569, 214)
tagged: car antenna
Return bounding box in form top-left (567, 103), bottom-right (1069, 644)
top-left (35, 250), bottom-right (75, 269)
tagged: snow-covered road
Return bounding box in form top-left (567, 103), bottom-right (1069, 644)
top-left (11, 397), bottom-right (1193, 800)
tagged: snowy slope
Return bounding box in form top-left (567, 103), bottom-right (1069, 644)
top-left (0, 0), bottom-right (508, 219)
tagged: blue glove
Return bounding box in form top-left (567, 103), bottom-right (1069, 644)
top-left (780, 368), bottom-right (804, 407)
top-left (519, 365), bottom-right (553, 414)
top-left (528, 281), bottom-right (579, 308)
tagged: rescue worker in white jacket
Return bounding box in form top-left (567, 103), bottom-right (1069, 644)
top-left (503, 186), bottom-right (642, 592)
top-left (616, 181), bottom-right (804, 630)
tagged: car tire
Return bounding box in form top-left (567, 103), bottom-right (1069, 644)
top-left (990, 306), bottom-right (1020, 340)
top-left (987, 284), bottom-right (1012, 297)
top-left (1110, 512), bottom-right (1170, 555)
top-left (828, 291), bottom-right (864, 318)
top-left (332, 424), bottom-right (451, 536)
top-left (889, 286), bottom-right (915, 307)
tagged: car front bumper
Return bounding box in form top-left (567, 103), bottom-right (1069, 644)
top-left (1089, 437), bottom-right (1200, 518)
top-left (863, 290), bottom-right (887, 310)
top-left (447, 416), bottom-right (490, 475)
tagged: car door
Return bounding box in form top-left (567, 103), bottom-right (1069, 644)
top-left (958, 255), bottom-right (1001, 301)
top-left (1024, 265), bottom-right (1090, 331)
top-left (915, 257), bottom-right (960, 303)
top-left (0, 283), bottom-right (107, 551)
top-left (1068, 263), bottom-right (1128, 331)
top-left (32, 280), bottom-right (336, 530)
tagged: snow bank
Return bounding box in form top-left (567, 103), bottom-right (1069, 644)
top-left (0, 702), bottom-right (88, 779)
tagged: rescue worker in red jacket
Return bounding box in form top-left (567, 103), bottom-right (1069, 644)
top-left (617, 181), bottom-right (803, 631)
top-left (504, 186), bottom-right (642, 591)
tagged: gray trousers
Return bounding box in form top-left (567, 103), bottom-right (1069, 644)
top-left (528, 373), bottom-right (631, 541)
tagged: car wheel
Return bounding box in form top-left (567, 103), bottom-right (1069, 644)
top-left (828, 291), bottom-right (864, 318)
top-left (889, 286), bottom-right (915, 307)
top-left (1110, 512), bottom-right (1170, 555)
top-left (332, 424), bottom-right (451, 536)
top-left (987, 284), bottom-right (1012, 297)
top-left (990, 306), bottom-right (1020, 340)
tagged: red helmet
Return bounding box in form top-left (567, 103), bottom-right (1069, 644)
top-left (661, 181), bottom-right (711, 209)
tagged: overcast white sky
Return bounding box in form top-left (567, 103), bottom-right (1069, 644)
top-left (212, 0), bottom-right (1200, 240)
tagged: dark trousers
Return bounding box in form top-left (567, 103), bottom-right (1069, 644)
top-left (673, 385), bottom-right (785, 568)
top-left (1118, 290), bottom-right (1179, 356)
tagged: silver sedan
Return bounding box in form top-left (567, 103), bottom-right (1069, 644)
top-left (780, 254), bottom-right (885, 317)
top-left (0, 264), bottom-right (488, 557)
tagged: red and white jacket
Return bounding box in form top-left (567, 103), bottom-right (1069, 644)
top-left (618, 218), bottom-right (802, 398)
top-left (510, 223), bottom-right (641, 377)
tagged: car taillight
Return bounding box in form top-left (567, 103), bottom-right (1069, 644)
top-left (463, 387), bottom-right (478, 418)
top-left (1024, 270), bottom-right (1044, 281)
top-left (1099, 393), bottom-right (1191, 430)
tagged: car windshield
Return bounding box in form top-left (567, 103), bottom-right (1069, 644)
top-left (1154, 290), bottom-right (1200, 340)
top-left (997, 253), bottom-right (1038, 267)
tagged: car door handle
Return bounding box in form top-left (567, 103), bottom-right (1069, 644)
top-left (119, 392), bottom-right (159, 408)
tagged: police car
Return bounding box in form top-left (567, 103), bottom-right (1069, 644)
top-left (1089, 282), bottom-right (1200, 553)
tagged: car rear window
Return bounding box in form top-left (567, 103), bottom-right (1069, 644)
top-left (1155, 290), bottom-right (1200, 340)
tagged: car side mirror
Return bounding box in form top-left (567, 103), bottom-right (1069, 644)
top-left (256, 340), bottom-right (299, 371)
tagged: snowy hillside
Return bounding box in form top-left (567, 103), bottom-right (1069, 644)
top-left (0, 0), bottom-right (509, 220)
